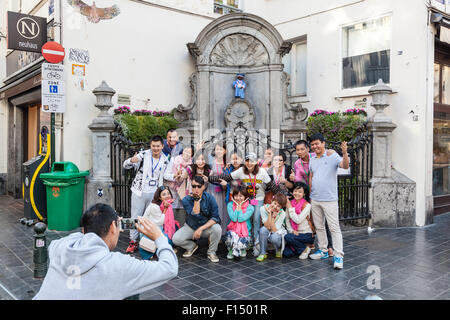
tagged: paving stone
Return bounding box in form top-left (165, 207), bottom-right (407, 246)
top-left (1, 195), bottom-right (450, 300)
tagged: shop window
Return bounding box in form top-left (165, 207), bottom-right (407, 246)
top-left (443, 65), bottom-right (450, 104)
top-left (433, 61), bottom-right (450, 197)
top-left (214, 0), bottom-right (242, 14)
top-left (282, 41), bottom-right (307, 96)
top-left (435, 63), bottom-right (441, 103)
top-left (433, 110), bottom-right (450, 196)
top-left (342, 16), bottom-right (391, 89)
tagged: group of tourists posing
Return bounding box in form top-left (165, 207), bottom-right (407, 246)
top-left (123, 129), bottom-right (349, 270)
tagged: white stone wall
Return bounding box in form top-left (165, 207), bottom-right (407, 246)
top-left (60, 0), bottom-right (214, 171)
top-left (0, 0), bottom-right (437, 226)
top-left (243, 0), bottom-right (434, 226)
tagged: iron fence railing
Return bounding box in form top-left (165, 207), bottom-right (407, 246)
top-left (111, 121), bottom-right (373, 222)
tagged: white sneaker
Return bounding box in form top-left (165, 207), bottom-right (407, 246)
top-left (333, 256), bottom-right (344, 270)
top-left (208, 253), bottom-right (219, 263)
top-left (182, 244), bottom-right (198, 258)
top-left (309, 249), bottom-right (329, 260)
top-left (299, 246), bottom-right (311, 260)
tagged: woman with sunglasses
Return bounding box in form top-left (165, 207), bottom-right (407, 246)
top-left (172, 176), bottom-right (222, 263)
top-left (139, 186), bottom-right (180, 260)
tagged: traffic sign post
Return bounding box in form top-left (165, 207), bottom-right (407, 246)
top-left (42, 79), bottom-right (65, 112)
top-left (42, 63), bottom-right (64, 80)
top-left (51, 114), bottom-right (55, 165)
top-left (40, 41), bottom-right (65, 166)
top-left (41, 41), bottom-right (65, 64)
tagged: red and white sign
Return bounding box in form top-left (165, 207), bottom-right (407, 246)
top-left (41, 41), bottom-right (65, 64)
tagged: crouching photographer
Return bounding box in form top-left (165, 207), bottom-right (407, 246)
top-left (33, 203), bottom-right (178, 300)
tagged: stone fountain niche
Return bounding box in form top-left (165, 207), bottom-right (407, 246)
top-left (175, 13), bottom-right (308, 146)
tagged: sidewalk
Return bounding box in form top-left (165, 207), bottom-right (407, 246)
top-left (0, 195), bottom-right (448, 300)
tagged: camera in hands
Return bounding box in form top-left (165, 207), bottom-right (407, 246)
top-left (121, 218), bottom-right (138, 230)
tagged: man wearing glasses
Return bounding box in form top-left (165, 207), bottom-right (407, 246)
top-left (172, 176), bottom-right (222, 262)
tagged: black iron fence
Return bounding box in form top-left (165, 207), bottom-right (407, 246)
top-left (110, 122), bottom-right (147, 217)
top-left (282, 129), bottom-right (373, 223)
top-left (110, 121), bottom-right (373, 222)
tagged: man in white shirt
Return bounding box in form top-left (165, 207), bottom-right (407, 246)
top-left (123, 135), bottom-right (170, 253)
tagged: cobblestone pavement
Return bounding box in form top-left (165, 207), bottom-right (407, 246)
top-left (0, 195), bottom-right (449, 300)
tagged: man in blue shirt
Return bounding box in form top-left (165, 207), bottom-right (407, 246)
top-left (307, 133), bottom-right (349, 270)
top-left (172, 176), bottom-right (222, 262)
top-left (162, 129), bottom-right (183, 161)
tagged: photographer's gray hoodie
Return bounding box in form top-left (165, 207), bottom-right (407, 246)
top-left (33, 232), bottom-right (178, 300)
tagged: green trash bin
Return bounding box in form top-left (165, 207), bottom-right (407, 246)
top-left (40, 162), bottom-right (89, 231)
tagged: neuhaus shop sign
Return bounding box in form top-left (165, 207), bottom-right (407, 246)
top-left (7, 11), bottom-right (47, 53)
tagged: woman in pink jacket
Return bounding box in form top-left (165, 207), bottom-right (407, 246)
top-left (225, 186), bottom-right (254, 259)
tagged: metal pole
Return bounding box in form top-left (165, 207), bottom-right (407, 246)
top-left (33, 222), bottom-right (48, 279)
top-left (51, 113), bottom-right (55, 165)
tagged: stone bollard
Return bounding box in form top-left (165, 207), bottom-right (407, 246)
top-left (33, 222), bottom-right (48, 279)
top-left (86, 81), bottom-right (116, 210)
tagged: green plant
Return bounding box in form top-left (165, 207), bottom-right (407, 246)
top-left (306, 108), bottom-right (367, 143)
top-left (114, 113), bottom-right (179, 143)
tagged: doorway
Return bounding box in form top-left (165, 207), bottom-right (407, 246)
top-left (433, 41), bottom-right (450, 215)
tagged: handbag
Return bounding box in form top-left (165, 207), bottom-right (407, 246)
top-left (139, 235), bottom-right (157, 253)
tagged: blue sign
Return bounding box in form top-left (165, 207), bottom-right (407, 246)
top-left (49, 85), bottom-right (58, 93)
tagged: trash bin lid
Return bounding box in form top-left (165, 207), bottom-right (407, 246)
top-left (40, 161), bottom-right (89, 180)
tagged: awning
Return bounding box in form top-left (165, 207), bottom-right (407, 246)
top-left (431, 11), bottom-right (450, 45)
top-left (440, 19), bottom-right (450, 44)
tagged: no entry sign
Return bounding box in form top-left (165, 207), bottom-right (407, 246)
top-left (41, 41), bottom-right (65, 63)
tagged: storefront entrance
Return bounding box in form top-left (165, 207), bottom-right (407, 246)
top-left (433, 40), bottom-right (450, 215)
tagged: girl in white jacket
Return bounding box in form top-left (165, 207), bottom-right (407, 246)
top-left (283, 182), bottom-right (315, 259)
top-left (139, 186), bottom-right (180, 260)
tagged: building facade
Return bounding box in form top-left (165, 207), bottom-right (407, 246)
top-left (1, 0), bottom-right (449, 227)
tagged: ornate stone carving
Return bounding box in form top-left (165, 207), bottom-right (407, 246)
top-left (225, 99), bottom-right (255, 128)
top-left (281, 71), bottom-right (308, 122)
top-left (210, 34), bottom-right (269, 67)
top-left (174, 73), bottom-right (197, 122)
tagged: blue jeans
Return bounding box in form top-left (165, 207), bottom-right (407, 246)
top-left (283, 232), bottom-right (314, 258)
top-left (259, 226), bottom-right (282, 255)
top-left (252, 200), bottom-right (264, 245)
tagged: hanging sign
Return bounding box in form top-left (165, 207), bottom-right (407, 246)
top-left (7, 11), bottom-right (47, 53)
